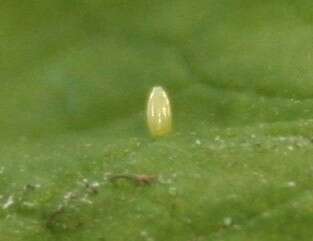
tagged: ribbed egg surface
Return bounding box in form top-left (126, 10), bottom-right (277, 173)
top-left (146, 86), bottom-right (172, 137)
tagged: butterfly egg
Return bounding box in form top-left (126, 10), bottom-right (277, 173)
top-left (146, 86), bottom-right (172, 137)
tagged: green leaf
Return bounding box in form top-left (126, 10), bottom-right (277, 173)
top-left (1, 1), bottom-right (313, 241)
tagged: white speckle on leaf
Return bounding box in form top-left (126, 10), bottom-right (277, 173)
top-left (287, 181), bottom-right (296, 187)
top-left (91, 182), bottom-right (100, 188)
top-left (158, 175), bottom-right (173, 184)
top-left (81, 194), bottom-right (93, 205)
top-left (223, 217), bottom-right (232, 226)
top-left (2, 195), bottom-right (14, 210)
top-left (64, 192), bottom-right (75, 200)
top-left (195, 139), bottom-right (201, 145)
top-left (287, 145), bottom-right (294, 151)
top-left (278, 137), bottom-right (286, 141)
top-left (215, 136), bottom-right (221, 141)
top-left (22, 202), bottom-right (36, 208)
top-left (140, 230), bottom-right (154, 241)
top-left (0, 166), bottom-right (4, 175)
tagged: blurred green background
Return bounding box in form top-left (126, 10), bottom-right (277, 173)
top-left (1, 0), bottom-right (313, 138)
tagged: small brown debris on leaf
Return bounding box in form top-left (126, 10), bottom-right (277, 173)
top-left (135, 175), bottom-right (158, 185)
top-left (108, 174), bottom-right (158, 186)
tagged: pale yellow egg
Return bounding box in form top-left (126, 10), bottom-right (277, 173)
top-left (146, 86), bottom-right (172, 137)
